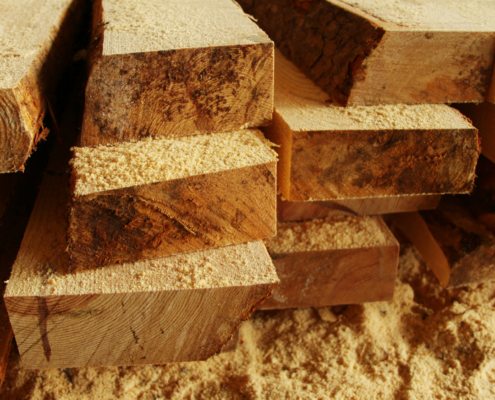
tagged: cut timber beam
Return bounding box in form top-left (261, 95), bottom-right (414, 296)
top-left (0, 0), bottom-right (87, 173)
top-left (277, 195), bottom-right (441, 222)
top-left (68, 129), bottom-right (277, 270)
top-left (392, 197), bottom-right (495, 288)
top-left (265, 50), bottom-right (480, 201)
top-left (239, 0), bottom-right (495, 106)
top-left (260, 216), bottom-right (399, 309)
top-left (456, 102), bottom-right (495, 164)
top-left (4, 150), bottom-right (279, 368)
top-left (80, 0), bottom-right (274, 147)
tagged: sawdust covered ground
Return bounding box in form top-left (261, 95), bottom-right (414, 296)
top-left (2, 245), bottom-right (495, 399)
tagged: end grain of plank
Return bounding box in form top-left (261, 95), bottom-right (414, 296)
top-left (68, 130), bottom-right (278, 270)
top-left (80, 0), bottom-right (274, 147)
top-left (264, 50), bottom-right (480, 201)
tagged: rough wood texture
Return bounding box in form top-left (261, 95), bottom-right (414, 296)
top-left (68, 131), bottom-right (277, 271)
top-left (456, 101), bottom-right (495, 164)
top-left (0, 0), bottom-right (87, 172)
top-left (264, 50), bottom-right (480, 201)
top-left (277, 194), bottom-right (441, 222)
top-left (80, 0), bottom-right (274, 147)
top-left (239, 0), bottom-right (495, 106)
top-left (4, 141), bottom-right (278, 368)
top-left (393, 197), bottom-right (495, 288)
top-left (261, 216), bottom-right (399, 309)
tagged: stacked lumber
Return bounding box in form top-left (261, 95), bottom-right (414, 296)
top-left (0, 0), bottom-right (88, 173)
top-left (3, 0), bottom-right (495, 374)
top-left (0, 175), bottom-right (17, 385)
top-left (5, 0), bottom-right (279, 369)
top-left (236, 0), bottom-right (489, 306)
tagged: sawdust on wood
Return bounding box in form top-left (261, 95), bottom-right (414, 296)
top-left (2, 245), bottom-right (495, 399)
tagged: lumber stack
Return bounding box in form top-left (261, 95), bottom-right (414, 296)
top-left (236, 0), bottom-right (491, 306)
top-left (3, 0), bottom-right (495, 373)
top-left (4, 0), bottom-right (279, 369)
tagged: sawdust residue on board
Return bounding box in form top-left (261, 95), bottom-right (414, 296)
top-left (2, 245), bottom-right (495, 399)
top-left (266, 215), bottom-right (389, 254)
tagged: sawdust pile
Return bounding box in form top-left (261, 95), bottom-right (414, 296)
top-left (2, 245), bottom-right (495, 399)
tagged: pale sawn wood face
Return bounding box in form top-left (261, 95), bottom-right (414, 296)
top-left (6, 283), bottom-right (276, 368)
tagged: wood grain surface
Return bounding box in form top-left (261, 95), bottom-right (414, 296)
top-left (277, 195), bottom-right (441, 221)
top-left (264, 51), bottom-right (480, 201)
top-left (4, 138), bottom-right (278, 368)
top-left (239, 0), bottom-right (495, 106)
top-left (80, 0), bottom-right (274, 147)
top-left (69, 162), bottom-right (277, 270)
top-left (261, 216), bottom-right (398, 309)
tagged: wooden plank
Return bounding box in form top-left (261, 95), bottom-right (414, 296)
top-left (264, 50), bottom-right (479, 202)
top-left (4, 146), bottom-right (279, 368)
top-left (0, 0), bottom-right (87, 173)
top-left (239, 0), bottom-right (495, 106)
top-left (79, 0), bottom-right (274, 147)
top-left (277, 194), bottom-right (441, 222)
top-left (68, 129), bottom-right (277, 270)
top-left (260, 215), bottom-right (398, 310)
top-left (392, 197), bottom-right (495, 288)
top-left (456, 102), bottom-right (495, 163)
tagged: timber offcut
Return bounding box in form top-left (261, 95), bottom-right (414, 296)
top-left (277, 195), bottom-right (441, 222)
top-left (80, 0), bottom-right (274, 147)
